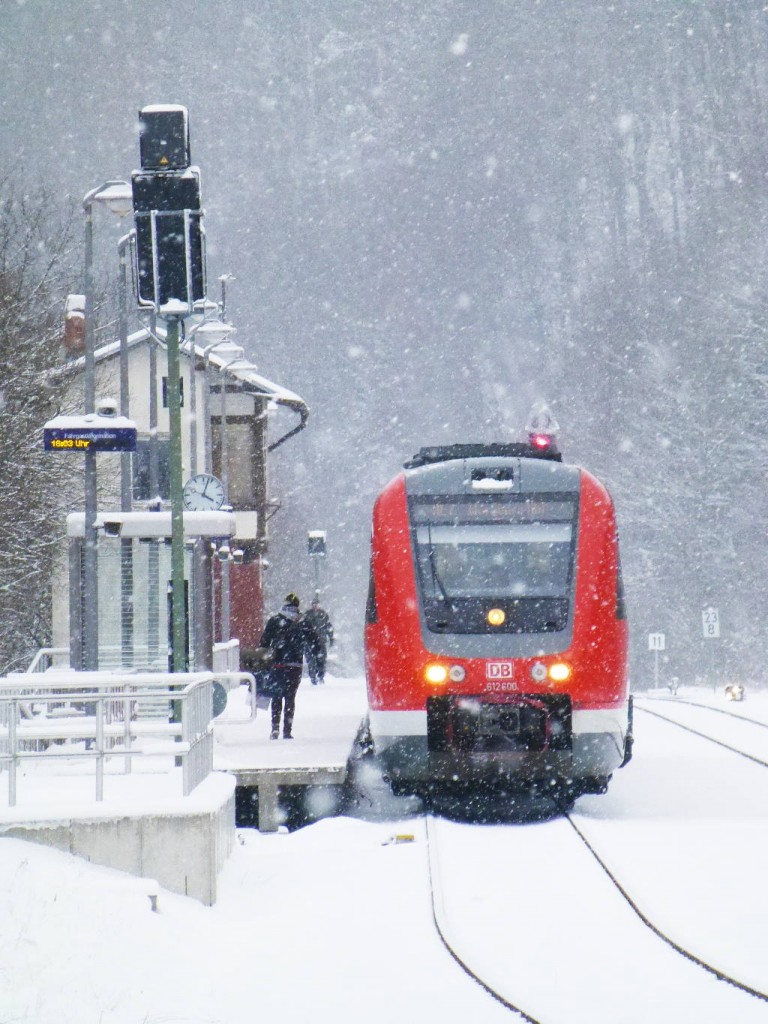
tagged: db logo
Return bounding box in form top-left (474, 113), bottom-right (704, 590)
top-left (486, 661), bottom-right (514, 680)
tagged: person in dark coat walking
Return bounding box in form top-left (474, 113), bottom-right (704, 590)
top-left (259, 593), bottom-right (321, 739)
top-left (304, 598), bottom-right (334, 685)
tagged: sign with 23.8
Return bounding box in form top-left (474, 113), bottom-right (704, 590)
top-left (702, 607), bottom-right (720, 639)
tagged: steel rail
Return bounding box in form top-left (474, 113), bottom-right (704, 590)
top-left (562, 807), bottom-right (768, 1004)
top-left (425, 787), bottom-right (768, 1019)
top-left (424, 813), bottom-right (542, 1023)
top-left (640, 695), bottom-right (768, 730)
top-left (636, 705), bottom-right (768, 769)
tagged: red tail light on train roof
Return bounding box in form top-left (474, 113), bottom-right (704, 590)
top-left (529, 432), bottom-right (554, 450)
top-left (525, 403), bottom-right (560, 455)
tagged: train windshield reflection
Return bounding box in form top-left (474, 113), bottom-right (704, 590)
top-left (410, 493), bottom-right (577, 634)
top-left (415, 522), bottom-right (572, 599)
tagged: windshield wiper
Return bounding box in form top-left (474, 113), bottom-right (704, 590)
top-left (426, 523), bottom-right (452, 606)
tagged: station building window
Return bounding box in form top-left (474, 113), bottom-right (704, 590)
top-left (211, 417), bottom-right (257, 509)
top-left (132, 437), bottom-right (171, 502)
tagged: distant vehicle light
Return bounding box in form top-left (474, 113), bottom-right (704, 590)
top-left (487, 607), bottom-right (506, 626)
top-left (548, 662), bottom-right (572, 683)
top-left (425, 663), bottom-right (449, 685)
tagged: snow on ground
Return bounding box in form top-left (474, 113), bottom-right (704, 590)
top-left (1, 680), bottom-right (767, 1023)
top-left (577, 688), bottom-right (768, 994)
top-left (0, 815), bottom-right (511, 1024)
top-left (213, 672), bottom-right (368, 771)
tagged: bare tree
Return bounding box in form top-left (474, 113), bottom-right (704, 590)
top-left (0, 176), bottom-right (79, 672)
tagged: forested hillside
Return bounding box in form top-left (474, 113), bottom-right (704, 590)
top-left (2, 2), bottom-right (768, 680)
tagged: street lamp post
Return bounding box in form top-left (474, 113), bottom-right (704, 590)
top-left (201, 330), bottom-right (240, 475)
top-left (131, 103), bottom-right (206, 673)
top-left (308, 531), bottom-right (327, 600)
top-left (186, 325), bottom-right (199, 479)
top-left (201, 329), bottom-right (243, 644)
top-left (184, 317), bottom-right (240, 648)
top-left (218, 349), bottom-right (247, 643)
top-left (219, 350), bottom-right (246, 512)
top-left (180, 309), bottom-right (221, 666)
top-left (117, 229), bottom-right (135, 512)
top-left (185, 314), bottom-right (234, 474)
top-left (218, 273), bottom-right (235, 322)
top-left (118, 229), bottom-right (135, 667)
top-left (166, 316), bottom-right (186, 671)
top-left (147, 315), bottom-right (160, 667)
top-left (81, 180), bottom-right (133, 671)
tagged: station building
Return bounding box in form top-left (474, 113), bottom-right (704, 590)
top-left (50, 321), bottom-right (307, 671)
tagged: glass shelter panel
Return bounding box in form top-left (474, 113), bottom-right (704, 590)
top-left (96, 538), bottom-right (195, 670)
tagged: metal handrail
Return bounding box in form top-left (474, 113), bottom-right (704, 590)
top-left (0, 671), bottom-right (218, 807)
top-left (213, 639), bottom-right (241, 674)
top-left (212, 671), bottom-right (257, 718)
top-left (25, 648), bottom-right (70, 673)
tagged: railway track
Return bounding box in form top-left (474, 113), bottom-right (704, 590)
top-left (644, 695), bottom-right (768, 729)
top-left (346, 694), bottom-right (768, 1019)
top-left (425, 811), bottom-right (540, 1022)
top-left (635, 698), bottom-right (768, 768)
top-left (423, 781), bottom-right (768, 1022)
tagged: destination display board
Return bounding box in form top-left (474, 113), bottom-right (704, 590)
top-left (44, 414), bottom-right (138, 453)
top-left (44, 426), bottom-right (137, 452)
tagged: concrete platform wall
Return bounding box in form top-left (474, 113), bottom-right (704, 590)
top-left (0, 780), bottom-right (236, 906)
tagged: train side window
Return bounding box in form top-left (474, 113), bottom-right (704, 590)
top-left (366, 559), bottom-right (378, 624)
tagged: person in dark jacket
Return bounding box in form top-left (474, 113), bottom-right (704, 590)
top-left (259, 593), bottom-right (321, 739)
top-left (304, 598), bottom-right (334, 685)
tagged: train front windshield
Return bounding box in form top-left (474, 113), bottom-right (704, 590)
top-left (411, 493), bottom-right (577, 634)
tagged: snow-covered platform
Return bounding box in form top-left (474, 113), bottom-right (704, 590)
top-left (0, 769), bottom-right (236, 905)
top-left (213, 675), bottom-right (367, 831)
top-left (0, 676), bottom-right (367, 900)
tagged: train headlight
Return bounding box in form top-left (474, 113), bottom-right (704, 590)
top-left (548, 661), bottom-right (572, 683)
top-left (425, 663), bottom-right (449, 685)
top-left (449, 665), bottom-right (466, 683)
top-left (487, 607), bottom-right (506, 627)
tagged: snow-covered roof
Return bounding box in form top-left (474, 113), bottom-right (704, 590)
top-left (201, 343), bottom-right (306, 409)
top-left (141, 103), bottom-right (187, 114)
top-left (67, 509), bottom-right (237, 539)
top-left (44, 412), bottom-right (137, 431)
top-left (66, 326), bottom-right (307, 412)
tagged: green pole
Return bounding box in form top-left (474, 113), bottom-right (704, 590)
top-left (165, 316), bottom-right (187, 672)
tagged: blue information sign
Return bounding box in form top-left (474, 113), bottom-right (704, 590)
top-left (44, 426), bottom-right (137, 453)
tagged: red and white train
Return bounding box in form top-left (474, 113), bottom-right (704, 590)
top-left (363, 435), bottom-right (632, 803)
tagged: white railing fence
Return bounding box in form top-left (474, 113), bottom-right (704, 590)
top-left (212, 639), bottom-right (241, 674)
top-left (26, 647), bottom-right (71, 673)
top-left (0, 669), bottom-right (250, 808)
